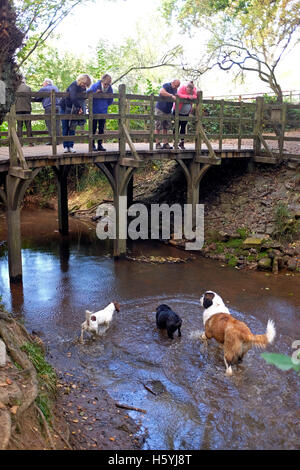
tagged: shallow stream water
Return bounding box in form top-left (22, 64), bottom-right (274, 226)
top-left (0, 209), bottom-right (299, 449)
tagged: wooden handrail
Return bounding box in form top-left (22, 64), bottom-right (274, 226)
top-left (2, 86), bottom-right (298, 165)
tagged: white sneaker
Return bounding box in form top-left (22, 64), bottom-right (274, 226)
top-left (69, 148), bottom-right (76, 153)
top-left (63, 148), bottom-right (70, 153)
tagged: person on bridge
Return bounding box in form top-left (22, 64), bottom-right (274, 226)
top-left (172, 81), bottom-right (197, 150)
top-left (155, 79), bottom-right (180, 150)
top-left (59, 74), bottom-right (92, 153)
top-left (87, 73), bottom-right (113, 151)
top-left (35, 78), bottom-right (60, 143)
top-left (15, 78), bottom-right (33, 145)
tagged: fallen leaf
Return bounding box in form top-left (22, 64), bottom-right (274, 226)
top-left (6, 378), bottom-right (12, 385)
top-left (10, 405), bottom-right (19, 414)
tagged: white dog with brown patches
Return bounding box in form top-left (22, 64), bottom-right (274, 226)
top-left (80, 301), bottom-right (120, 343)
top-left (199, 291), bottom-right (276, 376)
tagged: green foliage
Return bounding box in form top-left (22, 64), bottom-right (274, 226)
top-left (76, 165), bottom-right (107, 191)
top-left (23, 41), bottom-right (92, 91)
top-left (273, 203), bottom-right (300, 243)
top-left (261, 352), bottom-right (300, 374)
top-left (225, 253), bottom-right (238, 267)
top-left (161, 0), bottom-right (300, 100)
top-left (237, 227), bottom-right (249, 239)
top-left (21, 342), bottom-right (57, 423)
top-left (15, 0), bottom-right (95, 67)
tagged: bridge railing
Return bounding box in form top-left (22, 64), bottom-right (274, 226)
top-left (1, 84), bottom-right (299, 164)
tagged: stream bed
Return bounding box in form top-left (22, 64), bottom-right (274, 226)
top-left (0, 208), bottom-right (300, 449)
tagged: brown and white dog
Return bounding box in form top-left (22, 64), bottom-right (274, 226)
top-left (80, 301), bottom-right (120, 343)
top-left (199, 291), bottom-right (276, 376)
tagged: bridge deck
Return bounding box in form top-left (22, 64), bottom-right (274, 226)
top-left (0, 141), bottom-right (256, 172)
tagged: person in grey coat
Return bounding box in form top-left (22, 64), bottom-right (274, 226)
top-left (15, 78), bottom-right (33, 144)
top-left (36, 78), bottom-right (60, 142)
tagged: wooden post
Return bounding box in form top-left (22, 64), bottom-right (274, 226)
top-left (6, 180), bottom-right (22, 283)
top-left (113, 164), bottom-right (133, 257)
top-left (279, 102), bottom-right (287, 160)
top-left (177, 159), bottom-right (210, 228)
top-left (219, 100), bottom-right (224, 151)
top-left (50, 90), bottom-right (57, 155)
top-left (195, 91), bottom-right (203, 158)
top-left (88, 92), bottom-right (94, 152)
top-left (118, 84), bottom-right (126, 160)
top-left (174, 95), bottom-right (179, 149)
top-left (238, 101), bottom-right (243, 151)
top-left (8, 105), bottom-right (18, 166)
top-left (96, 162), bottom-right (134, 258)
top-left (254, 96), bottom-right (264, 155)
top-left (55, 166), bottom-right (70, 235)
top-left (149, 94), bottom-right (154, 151)
top-left (5, 169), bottom-right (39, 283)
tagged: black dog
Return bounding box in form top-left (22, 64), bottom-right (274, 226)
top-left (156, 304), bottom-right (182, 339)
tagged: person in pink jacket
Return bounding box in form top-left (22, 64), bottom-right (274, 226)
top-left (173, 81), bottom-right (197, 149)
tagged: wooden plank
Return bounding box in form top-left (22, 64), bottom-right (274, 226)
top-left (119, 158), bottom-right (145, 167)
top-left (120, 122), bottom-right (141, 161)
top-left (51, 90), bottom-right (57, 156)
top-left (118, 84), bottom-right (126, 159)
top-left (238, 102), bottom-right (243, 150)
top-left (149, 94), bottom-right (154, 151)
top-left (11, 127), bottom-right (28, 170)
top-left (195, 91), bottom-right (203, 157)
top-left (219, 99), bottom-right (224, 151)
top-left (88, 92), bottom-right (94, 153)
top-left (8, 166), bottom-right (32, 179)
top-left (174, 95), bottom-right (179, 150)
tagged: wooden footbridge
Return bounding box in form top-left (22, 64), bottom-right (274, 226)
top-left (0, 84), bottom-right (299, 282)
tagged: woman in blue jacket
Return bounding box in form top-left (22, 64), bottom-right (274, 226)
top-left (60, 74), bottom-right (92, 153)
top-left (88, 74), bottom-right (113, 151)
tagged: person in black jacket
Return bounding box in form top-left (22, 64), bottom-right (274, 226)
top-left (59, 74), bottom-right (92, 153)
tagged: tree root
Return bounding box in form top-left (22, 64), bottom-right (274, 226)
top-left (53, 425), bottom-right (73, 450)
top-left (34, 404), bottom-right (56, 450)
top-left (0, 313), bottom-right (39, 448)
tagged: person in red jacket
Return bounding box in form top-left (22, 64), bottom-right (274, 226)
top-left (173, 81), bottom-right (197, 149)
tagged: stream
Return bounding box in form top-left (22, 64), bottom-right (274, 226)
top-left (0, 208), bottom-right (300, 449)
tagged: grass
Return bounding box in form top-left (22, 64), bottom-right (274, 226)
top-left (21, 342), bottom-right (57, 424)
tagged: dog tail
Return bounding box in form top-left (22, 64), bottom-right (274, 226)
top-left (250, 319), bottom-right (276, 348)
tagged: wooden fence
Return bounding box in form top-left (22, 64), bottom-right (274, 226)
top-left (1, 84), bottom-right (300, 164)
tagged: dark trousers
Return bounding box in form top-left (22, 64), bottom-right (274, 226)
top-left (173, 114), bottom-right (189, 139)
top-left (60, 107), bottom-right (75, 149)
top-left (93, 119), bottom-right (105, 148)
top-left (16, 111), bottom-right (32, 138)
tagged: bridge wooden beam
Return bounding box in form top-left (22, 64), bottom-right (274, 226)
top-left (96, 162), bottom-right (135, 257)
top-left (177, 159), bottom-right (211, 227)
top-left (5, 169), bottom-right (40, 283)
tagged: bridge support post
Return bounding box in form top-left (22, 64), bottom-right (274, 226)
top-left (54, 165), bottom-right (70, 235)
top-left (6, 195), bottom-right (22, 283)
top-left (177, 160), bottom-right (211, 227)
top-left (96, 162), bottom-right (134, 257)
top-left (5, 169), bottom-right (40, 283)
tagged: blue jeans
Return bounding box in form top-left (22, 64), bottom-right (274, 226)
top-left (60, 107), bottom-right (75, 148)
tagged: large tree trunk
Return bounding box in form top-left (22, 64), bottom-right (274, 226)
top-left (0, 0), bottom-right (24, 123)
